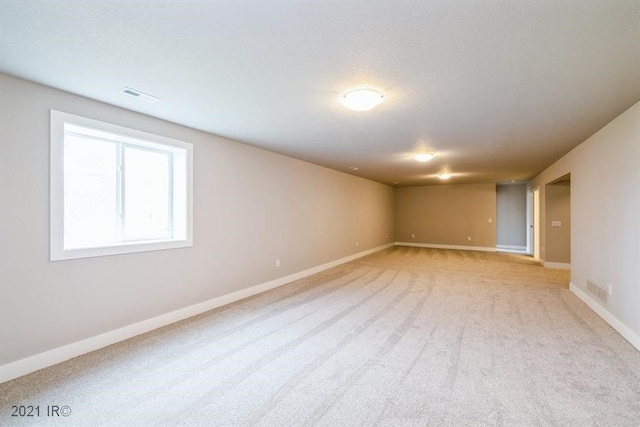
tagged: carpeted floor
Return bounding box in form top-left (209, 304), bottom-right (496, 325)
top-left (1, 247), bottom-right (639, 426)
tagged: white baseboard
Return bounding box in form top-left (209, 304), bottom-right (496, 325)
top-left (0, 243), bottom-right (393, 384)
top-left (395, 242), bottom-right (496, 252)
top-left (570, 282), bottom-right (640, 352)
top-left (496, 245), bottom-right (528, 254)
top-left (543, 262), bottom-right (571, 269)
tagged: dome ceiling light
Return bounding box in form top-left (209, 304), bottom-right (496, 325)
top-left (341, 89), bottom-right (384, 111)
top-left (413, 152), bottom-right (435, 162)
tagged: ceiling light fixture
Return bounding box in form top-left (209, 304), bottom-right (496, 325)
top-left (413, 153), bottom-right (435, 162)
top-left (341, 89), bottom-right (383, 111)
top-left (348, 166), bottom-right (359, 171)
top-left (438, 172), bottom-right (452, 180)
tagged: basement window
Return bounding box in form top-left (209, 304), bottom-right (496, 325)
top-left (50, 110), bottom-right (193, 261)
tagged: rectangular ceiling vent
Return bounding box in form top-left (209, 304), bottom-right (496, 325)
top-left (587, 279), bottom-right (608, 304)
top-left (119, 87), bottom-right (160, 103)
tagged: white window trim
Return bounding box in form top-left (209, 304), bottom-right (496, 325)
top-left (50, 110), bottom-right (193, 261)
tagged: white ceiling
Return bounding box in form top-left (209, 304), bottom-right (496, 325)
top-left (1, 0), bottom-right (639, 186)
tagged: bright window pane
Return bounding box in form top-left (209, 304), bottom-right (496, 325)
top-left (51, 110), bottom-right (193, 261)
top-left (64, 134), bottom-right (118, 249)
top-left (123, 147), bottom-right (171, 240)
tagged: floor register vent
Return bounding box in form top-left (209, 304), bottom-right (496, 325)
top-left (587, 279), bottom-right (608, 304)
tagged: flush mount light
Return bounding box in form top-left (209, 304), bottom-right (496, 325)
top-left (341, 89), bottom-right (383, 111)
top-left (348, 166), bottom-right (359, 171)
top-left (438, 172), bottom-right (452, 180)
top-left (413, 153), bottom-right (435, 162)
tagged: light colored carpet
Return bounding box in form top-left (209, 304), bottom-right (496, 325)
top-left (1, 247), bottom-right (640, 426)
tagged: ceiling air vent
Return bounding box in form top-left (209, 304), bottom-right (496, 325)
top-left (119, 87), bottom-right (159, 103)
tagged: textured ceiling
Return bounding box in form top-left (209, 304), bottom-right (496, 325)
top-left (1, 0), bottom-right (639, 186)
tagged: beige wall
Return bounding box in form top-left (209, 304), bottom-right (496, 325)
top-left (531, 100), bottom-right (640, 342)
top-left (544, 183), bottom-right (571, 264)
top-left (394, 183), bottom-right (496, 248)
top-left (0, 73), bottom-right (395, 366)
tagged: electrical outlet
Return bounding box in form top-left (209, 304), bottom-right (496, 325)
top-left (275, 259), bottom-right (280, 268)
top-left (488, 218), bottom-right (492, 223)
top-left (411, 234), bottom-right (415, 238)
top-left (467, 236), bottom-right (471, 241)
top-left (356, 241), bottom-right (359, 247)
top-left (608, 284), bottom-right (613, 295)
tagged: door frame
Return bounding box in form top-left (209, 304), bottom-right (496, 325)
top-left (531, 186), bottom-right (541, 259)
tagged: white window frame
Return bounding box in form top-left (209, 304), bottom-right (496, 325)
top-left (50, 110), bottom-right (193, 261)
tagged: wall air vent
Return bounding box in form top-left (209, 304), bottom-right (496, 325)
top-left (587, 279), bottom-right (608, 304)
top-left (119, 87), bottom-right (160, 103)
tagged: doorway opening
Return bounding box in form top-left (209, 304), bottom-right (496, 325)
top-left (544, 174), bottom-right (571, 269)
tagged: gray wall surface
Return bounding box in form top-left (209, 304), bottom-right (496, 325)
top-left (496, 184), bottom-right (527, 248)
